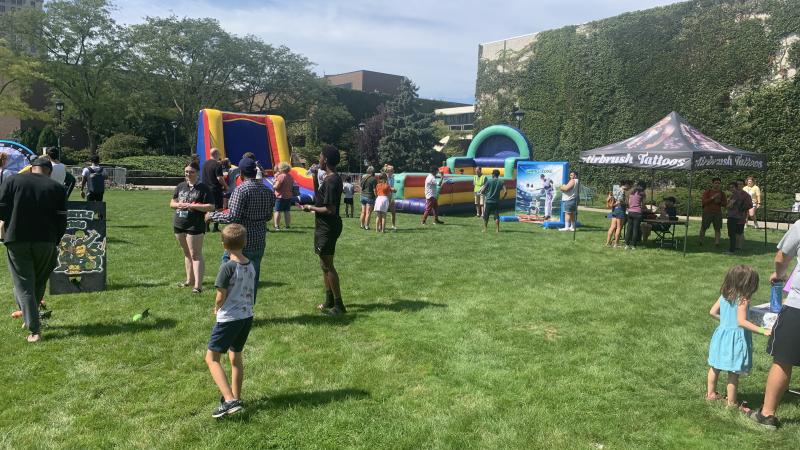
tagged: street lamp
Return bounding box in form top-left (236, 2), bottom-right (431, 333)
top-left (55, 100), bottom-right (65, 151)
top-left (512, 107), bottom-right (525, 129)
top-left (171, 121), bottom-right (178, 155)
top-left (357, 122), bottom-right (366, 173)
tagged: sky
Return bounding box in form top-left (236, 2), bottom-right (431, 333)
top-left (110, 0), bottom-right (686, 104)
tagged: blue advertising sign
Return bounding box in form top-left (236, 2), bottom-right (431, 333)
top-left (515, 162), bottom-right (569, 226)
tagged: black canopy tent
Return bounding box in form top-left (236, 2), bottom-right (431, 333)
top-left (579, 111), bottom-right (768, 255)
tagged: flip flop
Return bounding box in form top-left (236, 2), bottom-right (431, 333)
top-left (26, 334), bottom-right (40, 343)
top-left (705, 392), bottom-right (724, 401)
top-left (10, 310), bottom-right (22, 319)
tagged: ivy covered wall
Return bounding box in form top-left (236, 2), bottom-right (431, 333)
top-left (476, 0), bottom-right (800, 195)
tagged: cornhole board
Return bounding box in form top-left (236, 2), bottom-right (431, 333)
top-left (49, 201), bottom-right (107, 294)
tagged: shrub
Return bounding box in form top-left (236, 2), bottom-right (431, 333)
top-left (103, 156), bottom-right (191, 176)
top-left (98, 134), bottom-right (149, 160)
top-left (36, 126), bottom-right (58, 153)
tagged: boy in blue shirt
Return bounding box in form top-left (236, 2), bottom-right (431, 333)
top-left (204, 223), bottom-right (255, 418)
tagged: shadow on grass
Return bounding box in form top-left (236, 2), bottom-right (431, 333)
top-left (347, 299), bottom-right (446, 313)
top-left (107, 237), bottom-right (134, 244)
top-left (259, 280), bottom-right (287, 288)
top-left (253, 313), bottom-right (357, 327)
top-left (108, 224), bottom-right (152, 229)
top-left (46, 318), bottom-right (177, 340)
top-left (106, 280), bottom-right (169, 291)
top-left (237, 388), bottom-right (370, 418)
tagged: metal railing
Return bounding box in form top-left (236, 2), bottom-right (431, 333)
top-left (67, 166), bottom-right (127, 187)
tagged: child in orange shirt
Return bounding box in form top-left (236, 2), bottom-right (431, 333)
top-left (373, 173), bottom-right (391, 233)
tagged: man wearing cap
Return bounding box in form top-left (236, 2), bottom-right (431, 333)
top-left (0, 157), bottom-right (68, 343)
top-left (206, 157), bottom-right (275, 304)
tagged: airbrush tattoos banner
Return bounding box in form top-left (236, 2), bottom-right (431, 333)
top-left (49, 201), bottom-right (107, 294)
top-left (580, 112), bottom-right (766, 171)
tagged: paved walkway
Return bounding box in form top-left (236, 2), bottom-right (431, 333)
top-left (578, 206), bottom-right (794, 231)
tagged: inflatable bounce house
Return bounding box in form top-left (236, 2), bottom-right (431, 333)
top-left (195, 109), bottom-right (314, 202)
top-left (0, 140), bottom-right (36, 173)
top-left (393, 125), bottom-right (530, 214)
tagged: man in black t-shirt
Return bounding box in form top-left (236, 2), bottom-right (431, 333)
top-left (202, 148), bottom-right (227, 232)
top-left (302, 145), bottom-right (345, 316)
top-left (0, 157), bottom-right (67, 343)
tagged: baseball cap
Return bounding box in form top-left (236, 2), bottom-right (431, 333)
top-left (238, 157), bottom-right (258, 177)
top-left (31, 156), bottom-right (53, 170)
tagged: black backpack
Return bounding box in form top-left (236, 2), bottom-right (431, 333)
top-left (86, 167), bottom-right (105, 194)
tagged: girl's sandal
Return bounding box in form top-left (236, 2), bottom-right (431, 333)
top-left (737, 401), bottom-right (751, 413)
top-left (177, 281), bottom-right (192, 288)
top-left (705, 392), bottom-right (724, 401)
top-left (191, 287), bottom-right (203, 294)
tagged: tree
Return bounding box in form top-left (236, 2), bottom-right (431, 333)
top-left (377, 78), bottom-right (438, 171)
top-left (36, 125), bottom-right (58, 152)
top-left (233, 38), bottom-right (320, 120)
top-left (356, 105), bottom-right (387, 170)
top-left (6, 0), bottom-right (129, 154)
top-left (0, 39), bottom-right (48, 121)
top-left (129, 17), bottom-right (249, 151)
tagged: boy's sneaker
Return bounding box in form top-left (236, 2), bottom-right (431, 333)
top-left (747, 409), bottom-right (778, 430)
top-left (212, 399), bottom-right (243, 418)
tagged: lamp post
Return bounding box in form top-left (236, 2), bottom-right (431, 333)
top-left (171, 121), bottom-right (178, 155)
top-left (55, 100), bottom-right (65, 151)
top-left (512, 106), bottom-right (525, 129)
top-left (357, 122), bottom-right (366, 174)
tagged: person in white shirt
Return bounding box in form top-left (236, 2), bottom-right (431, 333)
top-left (47, 148), bottom-right (66, 185)
top-left (421, 166), bottom-right (444, 225)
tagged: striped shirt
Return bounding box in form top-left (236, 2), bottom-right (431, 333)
top-left (210, 179), bottom-right (275, 253)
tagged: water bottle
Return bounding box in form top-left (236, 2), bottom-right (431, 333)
top-left (770, 281), bottom-right (785, 313)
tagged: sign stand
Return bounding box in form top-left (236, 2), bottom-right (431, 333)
top-left (49, 201), bottom-right (107, 294)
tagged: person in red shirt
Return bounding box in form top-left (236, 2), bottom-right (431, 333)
top-left (699, 177), bottom-right (727, 247)
top-left (373, 173), bottom-right (392, 233)
top-left (272, 162), bottom-right (295, 231)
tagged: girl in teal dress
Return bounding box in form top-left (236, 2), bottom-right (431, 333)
top-left (707, 265), bottom-right (771, 407)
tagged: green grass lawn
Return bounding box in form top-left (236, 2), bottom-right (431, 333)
top-left (1, 190), bottom-right (798, 449)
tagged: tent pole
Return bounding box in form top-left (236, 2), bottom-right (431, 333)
top-left (573, 163), bottom-right (579, 241)
top-left (684, 171), bottom-right (692, 257)
top-left (651, 169), bottom-right (655, 208)
top-left (763, 182), bottom-right (768, 248)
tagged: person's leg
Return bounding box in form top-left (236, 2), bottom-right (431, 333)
top-left (360, 200), bottom-right (367, 228)
top-left (390, 202), bottom-right (396, 228)
top-left (433, 198), bottom-right (441, 222)
top-left (713, 217), bottom-right (721, 246)
top-left (699, 215), bottom-right (708, 244)
top-left (228, 351), bottom-right (243, 400)
top-left (243, 249), bottom-right (263, 304)
top-left (736, 223), bottom-right (744, 250)
top-left (726, 372), bottom-right (740, 406)
top-left (761, 362), bottom-right (793, 417)
top-left (284, 210), bottom-right (291, 229)
top-left (475, 195), bottom-right (480, 216)
top-left (726, 220), bottom-right (737, 253)
top-left (319, 255), bottom-right (344, 313)
top-left (545, 196), bottom-right (553, 218)
top-left (624, 215), bottom-right (634, 245)
top-left (187, 233), bottom-right (205, 290)
top-left (205, 350), bottom-right (235, 401)
top-left (482, 209), bottom-right (489, 232)
top-left (707, 367), bottom-right (720, 398)
top-left (615, 218), bottom-right (625, 245)
top-left (366, 203), bottom-right (373, 228)
top-left (6, 242), bottom-right (40, 337)
top-left (30, 242), bottom-right (57, 314)
top-left (273, 210), bottom-right (281, 229)
top-left (631, 214), bottom-right (642, 246)
top-left (175, 233), bottom-right (193, 285)
top-left (495, 216), bottom-right (500, 232)
top-left (606, 219), bottom-right (616, 245)
top-left (422, 199), bottom-right (431, 224)
top-left (641, 222), bottom-right (652, 242)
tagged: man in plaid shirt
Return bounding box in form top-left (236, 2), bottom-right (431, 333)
top-left (207, 157), bottom-right (275, 303)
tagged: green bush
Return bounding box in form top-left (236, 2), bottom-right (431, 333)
top-left (98, 134), bottom-right (149, 160)
top-left (35, 126), bottom-right (57, 153)
top-left (60, 147), bottom-right (92, 166)
top-left (104, 155), bottom-right (192, 176)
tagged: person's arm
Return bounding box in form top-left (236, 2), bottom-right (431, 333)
top-left (208, 186), bottom-right (243, 224)
top-left (501, 184), bottom-right (508, 200)
top-left (771, 250), bottom-right (792, 282)
top-left (169, 186), bottom-right (186, 209)
top-left (709, 298), bottom-right (721, 321)
top-left (215, 165), bottom-right (227, 191)
top-left (754, 187), bottom-right (761, 206)
top-left (737, 299), bottom-right (771, 335)
top-left (214, 288), bottom-right (227, 315)
top-left (701, 190), bottom-right (712, 207)
top-left (560, 179), bottom-right (575, 192)
top-left (55, 188), bottom-right (68, 240)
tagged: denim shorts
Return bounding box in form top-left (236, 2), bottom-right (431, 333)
top-left (360, 197), bottom-right (375, 206)
top-left (208, 317), bottom-right (253, 353)
top-left (563, 198), bottom-right (577, 213)
top-left (275, 198), bottom-right (293, 212)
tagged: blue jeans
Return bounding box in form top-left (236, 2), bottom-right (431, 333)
top-left (222, 249), bottom-right (264, 304)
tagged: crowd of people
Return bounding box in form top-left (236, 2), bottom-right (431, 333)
top-left (604, 176), bottom-right (761, 253)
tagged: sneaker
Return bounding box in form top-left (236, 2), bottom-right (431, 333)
top-left (321, 306), bottom-right (345, 316)
top-left (624, 245), bottom-right (630, 250)
top-left (746, 409), bottom-right (778, 430)
top-left (558, 227), bottom-right (570, 231)
top-left (212, 399), bottom-right (243, 418)
top-left (274, 227), bottom-right (281, 231)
